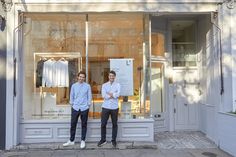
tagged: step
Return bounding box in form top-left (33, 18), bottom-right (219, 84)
top-left (14, 142), bottom-right (158, 150)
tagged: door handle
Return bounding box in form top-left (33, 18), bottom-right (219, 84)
top-left (184, 103), bottom-right (188, 106)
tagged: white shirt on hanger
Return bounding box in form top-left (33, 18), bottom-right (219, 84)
top-left (42, 59), bottom-right (56, 87)
top-left (55, 60), bottom-right (69, 87)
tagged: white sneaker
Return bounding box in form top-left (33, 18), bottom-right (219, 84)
top-left (80, 140), bottom-right (86, 149)
top-left (63, 140), bottom-right (75, 147)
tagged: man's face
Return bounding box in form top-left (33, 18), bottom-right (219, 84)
top-left (78, 74), bottom-right (86, 83)
top-left (108, 73), bottom-right (116, 83)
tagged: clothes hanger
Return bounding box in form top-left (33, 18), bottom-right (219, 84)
top-left (60, 57), bottom-right (66, 61)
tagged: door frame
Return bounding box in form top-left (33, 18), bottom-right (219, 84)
top-left (150, 58), bottom-right (168, 132)
top-left (149, 16), bottom-right (169, 132)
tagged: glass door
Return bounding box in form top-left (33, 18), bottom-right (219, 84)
top-left (150, 31), bottom-right (166, 117)
top-left (150, 61), bottom-right (165, 116)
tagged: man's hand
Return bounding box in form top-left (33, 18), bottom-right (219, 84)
top-left (107, 92), bottom-right (114, 98)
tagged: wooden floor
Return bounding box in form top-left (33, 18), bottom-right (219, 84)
top-left (155, 131), bottom-right (217, 149)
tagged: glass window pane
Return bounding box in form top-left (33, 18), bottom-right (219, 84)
top-left (172, 21), bottom-right (196, 67)
top-left (87, 13), bottom-right (145, 119)
top-left (22, 14), bottom-right (86, 120)
top-left (150, 62), bottom-right (164, 114)
top-left (152, 33), bottom-right (165, 57)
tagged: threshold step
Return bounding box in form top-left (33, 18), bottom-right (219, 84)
top-left (14, 142), bottom-right (158, 150)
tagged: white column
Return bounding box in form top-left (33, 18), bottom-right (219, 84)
top-left (231, 7), bottom-right (236, 112)
top-left (5, 6), bottom-right (15, 149)
top-left (219, 3), bottom-right (233, 112)
top-left (5, 2), bottom-right (23, 149)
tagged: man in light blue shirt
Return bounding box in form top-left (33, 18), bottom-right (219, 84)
top-left (97, 70), bottom-right (120, 148)
top-left (63, 71), bottom-right (92, 149)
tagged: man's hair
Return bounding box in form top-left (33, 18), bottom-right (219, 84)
top-left (78, 71), bottom-right (86, 78)
top-left (109, 70), bottom-right (116, 76)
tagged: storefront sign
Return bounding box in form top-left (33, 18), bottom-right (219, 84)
top-left (110, 58), bottom-right (133, 96)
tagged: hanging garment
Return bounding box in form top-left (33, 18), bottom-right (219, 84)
top-left (42, 59), bottom-right (56, 87)
top-left (55, 59), bottom-right (69, 87)
top-left (36, 59), bottom-right (46, 87)
top-left (68, 59), bottom-right (78, 92)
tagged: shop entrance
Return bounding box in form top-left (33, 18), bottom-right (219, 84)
top-left (173, 69), bottom-right (199, 130)
top-left (171, 20), bottom-right (200, 130)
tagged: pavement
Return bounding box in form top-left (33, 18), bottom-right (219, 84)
top-left (0, 132), bottom-right (233, 157)
top-left (0, 141), bottom-right (233, 157)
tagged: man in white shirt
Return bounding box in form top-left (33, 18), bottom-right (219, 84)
top-left (63, 71), bottom-right (92, 149)
top-left (97, 70), bottom-right (120, 148)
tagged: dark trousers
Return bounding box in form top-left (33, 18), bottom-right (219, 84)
top-left (101, 108), bottom-right (119, 142)
top-left (70, 108), bottom-right (89, 141)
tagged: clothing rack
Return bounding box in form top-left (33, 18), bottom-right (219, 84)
top-left (34, 52), bottom-right (82, 90)
top-left (33, 52), bottom-right (82, 116)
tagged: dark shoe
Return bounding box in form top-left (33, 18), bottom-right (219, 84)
top-left (112, 140), bottom-right (117, 148)
top-left (97, 140), bottom-right (107, 147)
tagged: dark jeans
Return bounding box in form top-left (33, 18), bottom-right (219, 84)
top-left (101, 108), bottom-right (119, 142)
top-left (70, 108), bottom-right (89, 141)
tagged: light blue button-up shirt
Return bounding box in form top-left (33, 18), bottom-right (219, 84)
top-left (102, 81), bottom-right (120, 110)
top-left (70, 82), bottom-right (92, 111)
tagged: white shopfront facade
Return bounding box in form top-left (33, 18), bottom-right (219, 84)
top-left (5, 0), bottom-right (236, 156)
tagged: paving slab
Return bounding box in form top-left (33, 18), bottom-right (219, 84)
top-left (187, 148), bottom-right (233, 157)
top-left (76, 150), bottom-right (106, 157)
top-left (104, 149), bottom-right (164, 157)
top-left (161, 149), bottom-right (197, 157)
top-left (132, 141), bottom-right (158, 149)
top-left (51, 150), bottom-right (76, 157)
top-left (1, 151), bottom-right (28, 157)
top-left (25, 150), bottom-right (53, 157)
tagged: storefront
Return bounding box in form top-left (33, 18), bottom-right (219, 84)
top-left (19, 13), bottom-right (154, 143)
top-left (4, 1), bottom-right (236, 154)
top-left (16, 11), bottom-right (207, 143)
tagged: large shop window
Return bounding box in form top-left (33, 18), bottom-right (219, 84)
top-left (88, 14), bottom-right (147, 119)
top-left (22, 13), bottom-right (149, 120)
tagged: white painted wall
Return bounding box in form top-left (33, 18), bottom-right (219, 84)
top-left (217, 3), bottom-right (236, 156)
top-left (219, 3), bottom-right (233, 112)
top-left (5, 6), bottom-right (16, 150)
top-left (218, 112), bottom-right (236, 156)
top-left (12, 0), bottom-right (219, 12)
top-left (231, 5), bottom-right (236, 112)
top-left (198, 3), bottom-right (236, 154)
top-left (197, 14), bottom-right (220, 143)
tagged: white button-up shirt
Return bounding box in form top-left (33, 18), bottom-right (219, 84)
top-left (101, 81), bottom-right (120, 110)
top-left (70, 82), bottom-right (92, 111)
